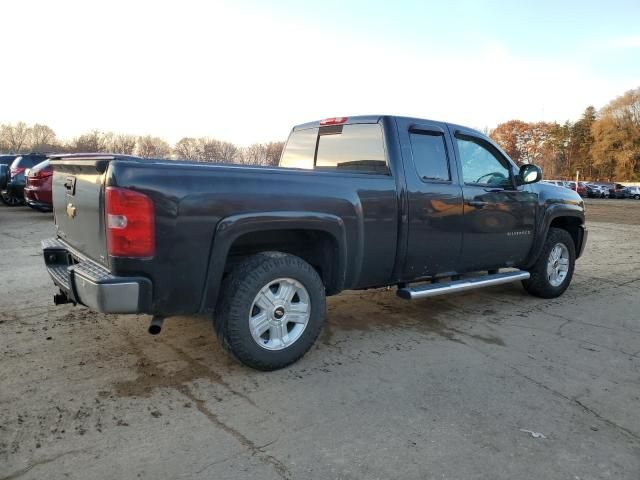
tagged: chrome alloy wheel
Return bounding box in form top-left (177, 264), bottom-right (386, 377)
top-left (249, 278), bottom-right (310, 350)
top-left (547, 243), bottom-right (569, 287)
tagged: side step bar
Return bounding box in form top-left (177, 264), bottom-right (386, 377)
top-left (397, 270), bottom-right (530, 300)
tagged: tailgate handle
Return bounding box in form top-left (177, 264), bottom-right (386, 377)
top-left (64, 177), bottom-right (76, 194)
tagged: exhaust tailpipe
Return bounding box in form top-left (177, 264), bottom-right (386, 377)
top-left (54, 291), bottom-right (73, 305)
top-left (148, 316), bottom-right (165, 335)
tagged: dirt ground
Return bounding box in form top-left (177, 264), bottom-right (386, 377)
top-left (583, 197), bottom-right (640, 225)
top-left (1, 198), bottom-right (639, 480)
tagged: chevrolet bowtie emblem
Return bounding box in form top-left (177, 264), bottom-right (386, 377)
top-left (66, 203), bottom-right (77, 218)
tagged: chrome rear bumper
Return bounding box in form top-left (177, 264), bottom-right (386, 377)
top-left (42, 238), bottom-right (152, 314)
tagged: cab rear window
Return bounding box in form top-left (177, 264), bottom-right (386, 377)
top-left (279, 123), bottom-right (388, 174)
top-left (315, 124), bottom-right (387, 174)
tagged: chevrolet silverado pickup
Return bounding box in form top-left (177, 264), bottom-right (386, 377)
top-left (43, 115), bottom-right (587, 370)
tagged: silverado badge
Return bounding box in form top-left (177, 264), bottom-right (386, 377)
top-left (66, 203), bottom-right (77, 219)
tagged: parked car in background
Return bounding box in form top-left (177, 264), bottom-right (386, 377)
top-left (544, 180), bottom-right (566, 187)
top-left (3, 154), bottom-right (48, 206)
top-left (0, 154), bottom-right (19, 205)
top-left (576, 182), bottom-right (587, 197)
top-left (628, 186), bottom-right (640, 200)
top-left (585, 184), bottom-right (608, 198)
top-left (565, 181), bottom-right (577, 191)
top-left (609, 184), bottom-right (630, 199)
top-left (24, 159), bottom-right (53, 211)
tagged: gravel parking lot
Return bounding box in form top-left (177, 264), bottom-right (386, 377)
top-left (1, 198), bottom-right (639, 480)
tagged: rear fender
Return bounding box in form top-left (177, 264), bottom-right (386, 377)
top-left (199, 211), bottom-right (347, 313)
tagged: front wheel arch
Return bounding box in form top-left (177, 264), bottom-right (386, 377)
top-left (523, 227), bottom-right (576, 298)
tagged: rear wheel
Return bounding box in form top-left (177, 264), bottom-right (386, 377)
top-left (214, 252), bottom-right (326, 370)
top-left (523, 228), bottom-right (575, 299)
top-left (634, 194), bottom-right (640, 200)
top-left (0, 191), bottom-right (23, 206)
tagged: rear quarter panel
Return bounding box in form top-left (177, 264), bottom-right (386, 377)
top-left (108, 161), bottom-right (399, 315)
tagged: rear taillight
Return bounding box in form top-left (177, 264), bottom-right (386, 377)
top-left (105, 187), bottom-right (155, 258)
top-left (31, 169), bottom-right (53, 179)
top-left (10, 166), bottom-right (25, 177)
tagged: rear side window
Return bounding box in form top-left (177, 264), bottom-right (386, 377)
top-left (409, 132), bottom-right (450, 181)
top-left (315, 124), bottom-right (388, 174)
top-left (279, 128), bottom-right (318, 170)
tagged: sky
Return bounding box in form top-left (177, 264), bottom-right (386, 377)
top-left (2, 0), bottom-right (639, 145)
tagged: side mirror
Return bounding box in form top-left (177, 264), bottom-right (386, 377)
top-left (518, 164), bottom-right (542, 185)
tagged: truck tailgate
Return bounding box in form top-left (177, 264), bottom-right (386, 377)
top-left (51, 157), bottom-right (110, 266)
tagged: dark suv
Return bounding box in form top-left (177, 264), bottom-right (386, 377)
top-left (0, 155), bottom-right (19, 198)
top-left (3, 154), bottom-right (48, 206)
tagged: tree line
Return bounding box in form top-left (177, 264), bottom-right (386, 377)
top-left (490, 87), bottom-right (640, 181)
top-left (2, 86), bottom-right (638, 179)
top-left (0, 125), bottom-right (284, 167)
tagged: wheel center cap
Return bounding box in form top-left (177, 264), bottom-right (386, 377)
top-left (273, 307), bottom-right (285, 319)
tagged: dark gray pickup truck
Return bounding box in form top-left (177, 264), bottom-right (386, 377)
top-left (43, 115), bottom-right (587, 370)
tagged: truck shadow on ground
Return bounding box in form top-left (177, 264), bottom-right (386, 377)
top-left (109, 285), bottom-right (517, 403)
top-left (322, 287), bottom-right (510, 348)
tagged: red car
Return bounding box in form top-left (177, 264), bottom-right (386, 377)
top-left (576, 182), bottom-right (588, 197)
top-left (24, 159), bottom-right (53, 211)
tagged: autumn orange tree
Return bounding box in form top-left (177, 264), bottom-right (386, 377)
top-left (591, 88), bottom-right (640, 181)
top-left (491, 90), bottom-right (639, 182)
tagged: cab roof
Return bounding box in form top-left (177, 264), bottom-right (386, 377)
top-left (292, 115), bottom-right (485, 138)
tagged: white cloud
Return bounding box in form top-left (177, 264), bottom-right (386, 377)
top-left (0, 0), bottom-right (635, 145)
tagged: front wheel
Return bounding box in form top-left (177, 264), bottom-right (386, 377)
top-left (214, 252), bottom-right (326, 370)
top-left (522, 228), bottom-right (576, 298)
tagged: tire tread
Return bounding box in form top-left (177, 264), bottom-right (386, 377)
top-left (215, 252), bottom-right (325, 370)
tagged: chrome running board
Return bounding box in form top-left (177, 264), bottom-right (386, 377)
top-left (397, 270), bottom-right (530, 300)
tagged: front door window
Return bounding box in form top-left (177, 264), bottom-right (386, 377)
top-left (456, 137), bottom-right (511, 188)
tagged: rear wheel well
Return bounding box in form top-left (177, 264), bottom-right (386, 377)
top-left (549, 216), bottom-right (582, 250)
top-left (223, 229), bottom-right (341, 294)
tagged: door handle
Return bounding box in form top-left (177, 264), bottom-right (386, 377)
top-left (467, 200), bottom-right (488, 208)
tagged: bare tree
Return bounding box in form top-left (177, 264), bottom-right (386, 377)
top-left (109, 134), bottom-right (137, 155)
top-left (0, 121), bottom-right (285, 169)
top-left (136, 135), bottom-right (171, 158)
top-left (196, 138), bottom-right (222, 162)
top-left (265, 141), bottom-right (284, 166)
top-left (68, 130), bottom-right (107, 153)
top-left (241, 143), bottom-right (267, 165)
top-left (217, 141), bottom-right (239, 162)
top-left (0, 122), bottom-right (31, 152)
top-left (29, 124), bottom-right (57, 152)
top-left (174, 137), bottom-right (199, 160)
